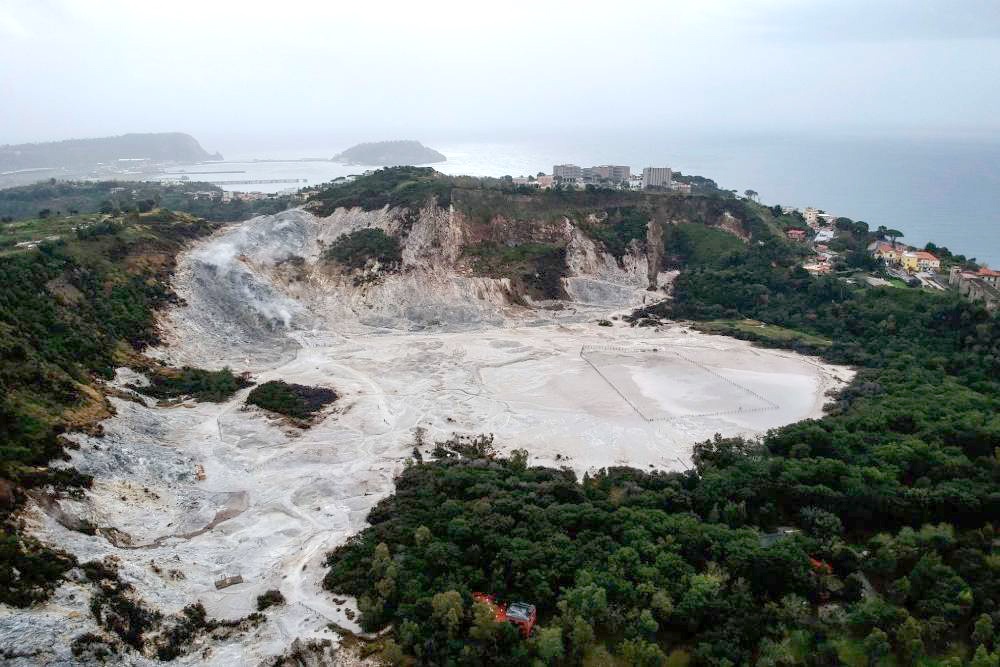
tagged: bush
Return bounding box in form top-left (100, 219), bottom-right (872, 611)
top-left (246, 381), bottom-right (337, 421)
top-left (308, 166), bottom-right (452, 214)
top-left (580, 206), bottom-right (649, 259)
top-left (257, 589), bottom-right (286, 611)
top-left (137, 367), bottom-right (252, 402)
top-left (324, 228), bottom-right (401, 270)
top-left (464, 241), bottom-right (567, 300)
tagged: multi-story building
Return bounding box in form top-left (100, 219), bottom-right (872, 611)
top-left (553, 164), bottom-right (582, 180)
top-left (642, 167), bottom-right (672, 189)
top-left (578, 165), bottom-right (631, 183)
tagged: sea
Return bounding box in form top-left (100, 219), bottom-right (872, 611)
top-left (171, 131), bottom-right (1000, 266)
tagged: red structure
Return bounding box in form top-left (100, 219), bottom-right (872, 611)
top-left (472, 592), bottom-right (537, 638)
top-left (809, 557), bottom-right (833, 575)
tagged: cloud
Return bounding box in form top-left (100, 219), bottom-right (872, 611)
top-left (0, 0), bottom-right (998, 146)
top-left (0, 13), bottom-right (30, 39)
top-left (744, 0), bottom-right (1000, 42)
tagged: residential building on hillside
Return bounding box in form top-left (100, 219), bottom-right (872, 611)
top-left (950, 267), bottom-right (1000, 312)
top-left (976, 267), bottom-right (1000, 287)
top-left (869, 241), bottom-right (906, 263)
top-left (901, 251), bottom-right (940, 272)
top-left (642, 167), bottom-right (672, 189)
top-left (786, 229), bottom-right (807, 241)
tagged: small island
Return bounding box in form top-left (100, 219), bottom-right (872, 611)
top-left (332, 140), bottom-right (446, 166)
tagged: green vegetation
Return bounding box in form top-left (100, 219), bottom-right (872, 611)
top-left (309, 166), bottom-right (735, 227)
top-left (693, 319), bottom-right (833, 352)
top-left (324, 228), bottom-right (402, 270)
top-left (256, 589), bottom-right (286, 611)
top-left (670, 172), bottom-right (725, 196)
top-left (79, 559), bottom-right (263, 660)
top-left (325, 202), bottom-right (999, 663)
top-left (0, 213), bottom-right (102, 252)
top-left (580, 206), bottom-right (649, 259)
top-left (0, 180), bottom-right (290, 223)
top-left (309, 166), bottom-right (453, 214)
top-left (464, 241), bottom-right (567, 300)
top-left (136, 366), bottom-right (253, 403)
top-left (0, 209), bottom-right (218, 606)
top-left (245, 380), bottom-right (337, 421)
top-left (662, 222), bottom-right (746, 268)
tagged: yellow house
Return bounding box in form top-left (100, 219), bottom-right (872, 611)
top-left (871, 241), bottom-right (904, 263)
top-left (900, 251), bottom-right (940, 273)
top-left (916, 252), bottom-right (940, 271)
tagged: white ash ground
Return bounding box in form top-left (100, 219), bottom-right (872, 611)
top-left (1, 208), bottom-right (853, 665)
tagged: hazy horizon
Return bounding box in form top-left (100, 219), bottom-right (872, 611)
top-left (3, 0), bottom-right (1000, 147)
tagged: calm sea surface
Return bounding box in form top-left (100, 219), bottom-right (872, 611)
top-left (190, 132), bottom-right (1000, 266)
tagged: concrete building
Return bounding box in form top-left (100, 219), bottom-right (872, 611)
top-left (814, 229), bottom-right (835, 244)
top-left (580, 165), bottom-right (630, 183)
top-left (642, 167), bottom-right (672, 189)
top-left (553, 164), bottom-right (582, 181)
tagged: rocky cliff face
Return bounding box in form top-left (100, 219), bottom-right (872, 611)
top-left (153, 203), bottom-right (671, 368)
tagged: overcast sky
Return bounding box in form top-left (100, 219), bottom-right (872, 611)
top-left (2, 0), bottom-right (999, 151)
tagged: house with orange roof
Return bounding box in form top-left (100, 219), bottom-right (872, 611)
top-left (869, 241), bottom-right (905, 264)
top-left (901, 250), bottom-right (940, 273)
top-left (976, 267), bottom-right (1000, 287)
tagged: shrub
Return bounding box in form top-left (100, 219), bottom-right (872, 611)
top-left (137, 367), bottom-right (252, 403)
top-left (246, 381), bottom-right (337, 421)
top-left (257, 589), bottom-right (286, 611)
top-left (324, 228), bottom-right (401, 270)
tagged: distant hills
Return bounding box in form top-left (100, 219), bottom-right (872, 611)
top-left (0, 132), bottom-right (222, 172)
top-left (332, 140), bottom-right (446, 166)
